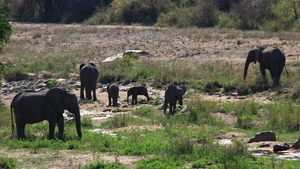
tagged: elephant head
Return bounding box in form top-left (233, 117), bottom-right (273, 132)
top-left (179, 85), bottom-right (187, 95)
top-left (46, 88), bottom-right (82, 138)
top-left (243, 48), bottom-right (260, 81)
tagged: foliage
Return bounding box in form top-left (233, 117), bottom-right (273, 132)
top-left (84, 161), bottom-right (125, 169)
top-left (0, 157), bottom-right (16, 169)
top-left (265, 100), bottom-right (300, 132)
top-left (0, 3), bottom-right (12, 52)
top-left (156, 0), bottom-right (218, 28)
top-left (107, 0), bottom-right (160, 25)
top-left (5, 0), bottom-right (113, 23)
top-left (4, 0), bottom-right (300, 31)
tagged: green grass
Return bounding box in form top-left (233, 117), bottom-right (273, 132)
top-left (2, 98), bottom-right (300, 168)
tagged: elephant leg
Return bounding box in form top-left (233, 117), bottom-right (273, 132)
top-left (260, 65), bottom-right (267, 79)
top-left (274, 66), bottom-right (284, 86)
top-left (145, 94), bottom-right (150, 102)
top-left (169, 103), bottom-right (174, 115)
top-left (163, 102), bottom-right (167, 114)
top-left (108, 96), bottom-right (112, 106)
top-left (178, 98), bottom-right (183, 106)
top-left (131, 95), bottom-right (134, 105)
top-left (16, 121), bottom-right (26, 139)
top-left (113, 97), bottom-right (117, 106)
top-left (134, 95), bottom-right (138, 104)
top-left (92, 86), bottom-right (97, 101)
top-left (56, 114), bottom-right (64, 139)
top-left (80, 81), bottom-right (85, 99)
top-left (48, 120), bottom-right (56, 139)
top-left (85, 85), bottom-right (92, 100)
top-left (260, 67), bottom-right (268, 84)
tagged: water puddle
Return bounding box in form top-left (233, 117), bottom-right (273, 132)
top-left (248, 147), bottom-right (300, 160)
top-left (217, 139), bottom-right (300, 160)
top-left (72, 109), bottom-right (132, 137)
top-left (87, 128), bottom-right (117, 137)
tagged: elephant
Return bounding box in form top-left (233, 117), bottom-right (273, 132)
top-left (243, 46), bottom-right (286, 87)
top-left (163, 85), bottom-right (187, 116)
top-left (79, 63), bottom-right (99, 101)
top-left (127, 86), bottom-right (150, 105)
top-left (10, 88), bottom-right (82, 139)
top-left (107, 85), bottom-right (119, 106)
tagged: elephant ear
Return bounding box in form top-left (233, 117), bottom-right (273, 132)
top-left (79, 63), bottom-right (85, 71)
top-left (46, 88), bottom-right (66, 114)
top-left (167, 85), bottom-right (177, 93)
top-left (254, 46), bottom-right (266, 63)
top-left (89, 63), bottom-right (96, 67)
top-left (179, 85), bottom-right (187, 95)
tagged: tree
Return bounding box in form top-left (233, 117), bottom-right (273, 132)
top-left (0, 3), bottom-right (12, 53)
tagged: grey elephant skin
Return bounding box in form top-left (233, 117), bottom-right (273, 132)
top-left (10, 88), bottom-right (82, 139)
top-left (127, 86), bottom-right (150, 105)
top-left (243, 47), bottom-right (286, 86)
top-left (164, 85), bottom-right (187, 115)
top-left (79, 63), bottom-right (99, 101)
top-left (107, 85), bottom-right (119, 106)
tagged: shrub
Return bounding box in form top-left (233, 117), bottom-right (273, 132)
top-left (0, 4), bottom-right (12, 52)
top-left (0, 157), bottom-right (16, 169)
top-left (84, 161), bottom-right (125, 169)
top-left (156, 0), bottom-right (218, 28)
top-left (265, 100), bottom-right (300, 132)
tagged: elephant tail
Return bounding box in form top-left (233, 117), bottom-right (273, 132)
top-left (10, 107), bottom-right (15, 136)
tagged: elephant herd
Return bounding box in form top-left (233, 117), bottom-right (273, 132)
top-left (10, 46), bottom-right (287, 139)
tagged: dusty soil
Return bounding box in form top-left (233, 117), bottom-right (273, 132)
top-left (2, 22), bottom-right (300, 168)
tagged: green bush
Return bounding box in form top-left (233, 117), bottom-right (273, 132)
top-left (84, 161), bottom-right (125, 169)
top-left (0, 4), bottom-right (12, 52)
top-left (0, 157), bottom-right (16, 169)
top-left (156, 1), bottom-right (218, 28)
top-left (265, 100), bottom-right (300, 132)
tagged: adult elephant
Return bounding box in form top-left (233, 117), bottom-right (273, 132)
top-left (127, 86), bottom-right (150, 105)
top-left (79, 63), bottom-right (99, 101)
top-left (107, 85), bottom-right (119, 106)
top-left (10, 88), bottom-right (82, 139)
top-left (164, 85), bottom-right (187, 116)
top-left (243, 47), bottom-right (286, 87)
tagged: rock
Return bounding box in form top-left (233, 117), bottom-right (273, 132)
top-left (259, 143), bottom-right (270, 148)
top-left (36, 82), bottom-right (47, 88)
top-left (73, 81), bottom-right (81, 88)
top-left (157, 103), bottom-right (165, 110)
top-left (57, 78), bottom-right (66, 83)
top-left (119, 86), bottom-right (130, 91)
top-left (102, 50), bottom-right (149, 62)
top-left (273, 143), bottom-right (290, 152)
top-left (180, 106), bottom-right (188, 113)
top-left (189, 89), bottom-right (198, 93)
top-left (37, 71), bottom-right (52, 79)
top-left (248, 131), bottom-right (276, 143)
top-left (231, 92), bottom-right (238, 96)
top-left (196, 138), bottom-right (207, 143)
top-left (291, 137), bottom-right (300, 149)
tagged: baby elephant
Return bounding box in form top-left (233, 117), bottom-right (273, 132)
top-left (164, 85), bottom-right (187, 116)
top-left (107, 85), bottom-right (119, 106)
top-left (127, 86), bottom-right (150, 105)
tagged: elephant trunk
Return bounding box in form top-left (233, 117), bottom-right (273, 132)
top-left (243, 58), bottom-right (251, 81)
top-left (74, 110), bottom-right (82, 138)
